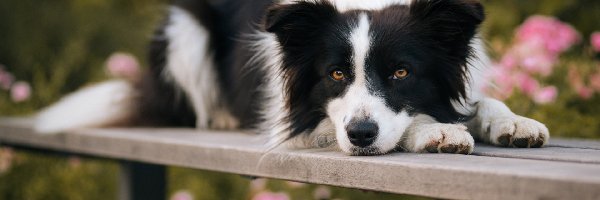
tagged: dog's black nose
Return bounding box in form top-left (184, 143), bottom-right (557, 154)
top-left (346, 120), bottom-right (378, 147)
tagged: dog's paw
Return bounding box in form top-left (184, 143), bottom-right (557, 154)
top-left (409, 124), bottom-right (474, 154)
top-left (486, 115), bottom-right (549, 148)
top-left (209, 110), bottom-right (240, 130)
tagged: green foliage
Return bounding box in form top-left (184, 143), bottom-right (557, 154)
top-left (0, 151), bottom-right (118, 200)
top-left (0, 0), bottom-right (166, 115)
top-left (481, 0), bottom-right (600, 42)
top-left (169, 167), bottom-right (252, 199)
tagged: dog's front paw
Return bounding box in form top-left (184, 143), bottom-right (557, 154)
top-left (408, 124), bottom-right (474, 154)
top-left (486, 116), bottom-right (549, 148)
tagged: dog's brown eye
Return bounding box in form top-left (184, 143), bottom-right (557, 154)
top-left (330, 70), bottom-right (345, 81)
top-left (392, 68), bottom-right (409, 80)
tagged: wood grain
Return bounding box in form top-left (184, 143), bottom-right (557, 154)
top-left (1, 118), bottom-right (599, 200)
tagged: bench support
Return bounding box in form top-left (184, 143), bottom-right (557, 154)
top-left (119, 161), bottom-right (166, 200)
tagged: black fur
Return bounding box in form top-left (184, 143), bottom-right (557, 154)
top-left (265, 1), bottom-right (351, 137)
top-left (264, 0), bottom-right (484, 136)
top-left (133, 23), bottom-right (196, 127)
top-left (135, 0), bottom-right (274, 128)
top-left (138, 0), bottom-right (484, 138)
top-left (366, 0), bottom-right (484, 123)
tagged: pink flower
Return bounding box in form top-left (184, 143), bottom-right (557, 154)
top-left (106, 52), bottom-right (140, 79)
top-left (170, 190), bottom-right (193, 200)
top-left (504, 38), bottom-right (558, 77)
top-left (0, 147), bottom-right (14, 173)
top-left (0, 67), bottom-right (14, 90)
top-left (250, 179), bottom-right (267, 192)
top-left (519, 53), bottom-right (555, 76)
top-left (10, 81), bottom-right (31, 102)
top-left (499, 54), bottom-right (518, 70)
top-left (592, 32), bottom-right (600, 52)
top-left (484, 65), bottom-right (514, 99)
top-left (515, 73), bottom-right (540, 96)
top-left (512, 40), bottom-right (557, 74)
top-left (577, 86), bottom-right (594, 99)
top-left (590, 72), bottom-right (600, 91)
top-left (568, 68), bottom-right (585, 89)
top-left (516, 16), bottom-right (580, 54)
top-left (568, 68), bottom-right (596, 99)
top-left (252, 191), bottom-right (289, 200)
top-left (313, 186), bottom-right (332, 200)
top-left (486, 16), bottom-right (582, 103)
top-left (533, 86), bottom-right (558, 104)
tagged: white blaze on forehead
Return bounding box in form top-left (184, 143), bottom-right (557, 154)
top-left (279, 0), bottom-right (411, 12)
top-left (350, 13), bottom-right (371, 87)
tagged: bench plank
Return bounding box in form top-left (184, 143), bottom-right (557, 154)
top-left (473, 144), bottom-right (600, 164)
top-left (1, 118), bottom-right (599, 200)
top-left (548, 138), bottom-right (600, 150)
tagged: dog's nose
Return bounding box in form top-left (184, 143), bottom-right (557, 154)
top-left (346, 120), bottom-right (378, 147)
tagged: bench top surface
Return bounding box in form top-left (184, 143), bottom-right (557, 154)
top-left (1, 118), bottom-right (599, 200)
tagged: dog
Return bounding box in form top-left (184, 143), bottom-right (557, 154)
top-left (35, 0), bottom-right (550, 156)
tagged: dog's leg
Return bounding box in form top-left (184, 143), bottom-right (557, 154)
top-left (467, 98), bottom-right (549, 148)
top-left (164, 6), bottom-right (223, 129)
top-left (284, 118), bottom-right (337, 149)
top-left (400, 115), bottom-right (474, 154)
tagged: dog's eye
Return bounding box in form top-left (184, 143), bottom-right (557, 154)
top-left (391, 68), bottom-right (409, 80)
top-left (330, 70), bottom-right (345, 81)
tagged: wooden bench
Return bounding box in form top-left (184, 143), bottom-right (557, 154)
top-left (1, 118), bottom-right (599, 200)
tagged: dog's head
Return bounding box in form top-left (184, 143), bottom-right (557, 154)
top-left (264, 0), bottom-right (484, 155)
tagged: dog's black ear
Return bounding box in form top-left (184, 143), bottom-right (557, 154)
top-left (409, 0), bottom-right (485, 101)
top-left (263, 2), bottom-right (337, 139)
top-left (264, 1), bottom-right (337, 41)
top-left (409, 0), bottom-right (484, 38)
top-left (408, 0), bottom-right (484, 54)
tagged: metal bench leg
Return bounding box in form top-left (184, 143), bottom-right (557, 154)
top-left (119, 161), bottom-right (166, 200)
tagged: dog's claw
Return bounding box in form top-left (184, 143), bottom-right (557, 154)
top-left (531, 137), bottom-right (545, 148)
top-left (426, 143), bottom-right (439, 153)
top-left (457, 145), bottom-right (471, 154)
top-left (498, 134), bottom-right (511, 147)
top-left (440, 144), bottom-right (458, 153)
top-left (513, 137), bottom-right (530, 148)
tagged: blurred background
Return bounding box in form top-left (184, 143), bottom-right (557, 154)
top-left (0, 0), bottom-right (599, 199)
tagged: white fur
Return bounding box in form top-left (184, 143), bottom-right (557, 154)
top-left (280, 0), bottom-right (411, 12)
top-left (402, 115), bottom-right (474, 153)
top-left (35, 80), bottom-right (134, 133)
top-left (245, 31), bottom-right (292, 146)
top-left (164, 6), bottom-right (236, 129)
top-left (459, 38), bottom-right (549, 147)
top-left (285, 118), bottom-right (337, 149)
top-left (326, 14), bottom-right (413, 154)
top-left (467, 98), bottom-right (549, 147)
top-left (452, 37), bottom-right (489, 115)
top-left (350, 14), bottom-right (371, 86)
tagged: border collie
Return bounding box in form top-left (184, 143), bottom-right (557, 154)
top-left (35, 0), bottom-right (550, 156)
